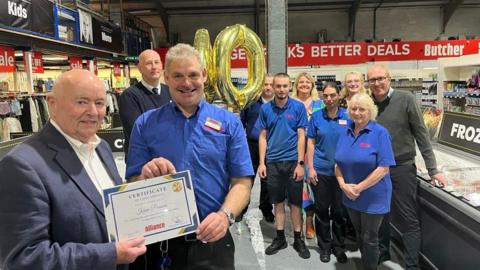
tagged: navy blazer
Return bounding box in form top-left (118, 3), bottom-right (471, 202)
top-left (118, 82), bottom-right (171, 157)
top-left (0, 122), bottom-right (127, 270)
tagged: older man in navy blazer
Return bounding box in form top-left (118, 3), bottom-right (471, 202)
top-left (0, 69), bottom-right (146, 270)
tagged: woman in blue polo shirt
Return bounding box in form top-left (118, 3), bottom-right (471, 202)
top-left (306, 82), bottom-right (349, 264)
top-left (292, 72), bottom-right (324, 239)
top-left (335, 93), bottom-right (395, 270)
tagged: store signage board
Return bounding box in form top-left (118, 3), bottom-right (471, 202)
top-left (97, 129), bottom-right (124, 152)
top-left (0, 0), bottom-right (32, 31)
top-left (113, 63), bottom-right (121, 76)
top-left (223, 39), bottom-right (480, 68)
top-left (23, 51), bottom-right (44, 73)
top-left (438, 112), bottom-right (480, 157)
top-left (0, 45), bottom-right (16, 72)
top-left (55, 6), bottom-right (78, 43)
top-left (69, 57), bottom-right (82, 69)
top-left (0, 0), bottom-right (54, 37)
top-left (78, 9), bottom-right (93, 45)
top-left (91, 16), bottom-right (123, 53)
top-left (31, 0), bottom-right (54, 37)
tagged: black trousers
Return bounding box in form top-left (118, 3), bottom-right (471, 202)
top-left (378, 163), bottom-right (420, 269)
top-left (240, 140), bottom-right (272, 216)
top-left (310, 174), bottom-right (347, 254)
top-left (169, 231), bottom-right (235, 270)
top-left (129, 232), bottom-right (235, 270)
top-left (348, 208), bottom-right (385, 270)
top-left (128, 242), bottom-right (161, 270)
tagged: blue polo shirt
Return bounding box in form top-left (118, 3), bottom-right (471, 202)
top-left (126, 100), bottom-right (254, 220)
top-left (240, 98), bottom-right (266, 141)
top-left (307, 108), bottom-right (349, 176)
top-left (334, 121), bottom-right (396, 214)
top-left (256, 98), bottom-right (307, 162)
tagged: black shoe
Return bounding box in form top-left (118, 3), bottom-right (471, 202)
top-left (378, 253), bottom-right (391, 264)
top-left (320, 250), bottom-right (331, 263)
top-left (334, 252), bottom-right (348, 263)
top-left (293, 239), bottom-right (311, 259)
top-left (265, 237), bottom-right (287, 255)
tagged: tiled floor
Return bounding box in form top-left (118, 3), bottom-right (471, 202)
top-left (113, 153), bottom-right (405, 270)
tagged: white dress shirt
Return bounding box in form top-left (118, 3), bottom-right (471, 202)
top-left (51, 120), bottom-right (115, 194)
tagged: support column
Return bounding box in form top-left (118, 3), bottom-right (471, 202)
top-left (266, 0), bottom-right (288, 74)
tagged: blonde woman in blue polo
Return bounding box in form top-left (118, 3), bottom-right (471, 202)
top-left (334, 93), bottom-right (395, 270)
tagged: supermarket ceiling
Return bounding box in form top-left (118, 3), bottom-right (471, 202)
top-left (88, 0), bottom-right (479, 41)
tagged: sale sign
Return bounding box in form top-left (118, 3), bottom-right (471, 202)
top-left (0, 45), bottom-right (16, 72)
top-left (23, 52), bottom-right (44, 73)
top-left (113, 63), bottom-right (121, 76)
top-left (69, 57), bottom-right (82, 69)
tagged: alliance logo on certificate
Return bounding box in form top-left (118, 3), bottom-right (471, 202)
top-left (103, 170), bottom-right (199, 245)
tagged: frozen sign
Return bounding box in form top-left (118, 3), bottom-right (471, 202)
top-left (438, 112), bottom-right (480, 157)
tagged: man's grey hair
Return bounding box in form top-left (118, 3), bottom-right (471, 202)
top-left (165, 43), bottom-right (205, 71)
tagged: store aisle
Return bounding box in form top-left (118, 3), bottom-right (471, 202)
top-left (113, 153), bottom-right (405, 270)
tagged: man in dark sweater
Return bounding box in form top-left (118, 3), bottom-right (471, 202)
top-left (368, 64), bottom-right (446, 270)
top-left (118, 49), bottom-right (171, 158)
top-left (118, 49), bottom-right (171, 270)
top-left (240, 74), bottom-right (275, 222)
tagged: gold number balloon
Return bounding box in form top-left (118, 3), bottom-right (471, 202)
top-left (193, 25), bottom-right (265, 110)
top-left (193, 29), bottom-right (218, 103)
top-left (213, 24), bottom-right (265, 110)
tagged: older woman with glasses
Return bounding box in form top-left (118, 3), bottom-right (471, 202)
top-left (334, 93), bottom-right (395, 270)
top-left (339, 71), bottom-right (370, 108)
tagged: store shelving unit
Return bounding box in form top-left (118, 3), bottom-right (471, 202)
top-left (437, 54), bottom-right (480, 114)
top-left (420, 80), bottom-right (438, 108)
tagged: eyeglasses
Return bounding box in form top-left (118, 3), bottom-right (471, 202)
top-left (368, 76), bottom-right (388, 84)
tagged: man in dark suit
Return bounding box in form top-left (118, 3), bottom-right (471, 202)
top-left (0, 69), bottom-right (146, 270)
top-left (119, 49), bottom-right (171, 158)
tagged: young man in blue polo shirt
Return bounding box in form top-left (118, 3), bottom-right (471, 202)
top-left (125, 43), bottom-right (253, 269)
top-left (257, 73), bottom-right (310, 259)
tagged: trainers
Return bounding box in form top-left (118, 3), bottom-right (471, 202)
top-left (293, 239), bottom-right (311, 259)
top-left (265, 237), bottom-right (287, 255)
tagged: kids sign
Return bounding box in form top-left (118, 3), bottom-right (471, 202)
top-left (0, 45), bottom-right (16, 72)
top-left (229, 39), bottom-right (480, 68)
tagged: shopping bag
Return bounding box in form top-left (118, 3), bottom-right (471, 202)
top-left (302, 182), bottom-right (314, 209)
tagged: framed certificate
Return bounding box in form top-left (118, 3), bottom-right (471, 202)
top-left (103, 170), bottom-right (199, 245)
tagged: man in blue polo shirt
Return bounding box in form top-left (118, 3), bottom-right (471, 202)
top-left (126, 43), bottom-right (253, 270)
top-left (257, 73), bottom-right (310, 259)
top-left (240, 74), bottom-right (275, 222)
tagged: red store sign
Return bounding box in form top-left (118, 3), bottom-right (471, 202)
top-left (69, 57), bottom-right (82, 69)
top-left (228, 39), bottom-right (480, 68)
top-left (0, 45), bottom-right (16, 72)
top-left (23, 52), bottom-right (44, 73)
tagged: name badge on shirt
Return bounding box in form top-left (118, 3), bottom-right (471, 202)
top-left (339, 119), bottom-right (347, 125)
top-left (205, 117), bottom-right (222, 131)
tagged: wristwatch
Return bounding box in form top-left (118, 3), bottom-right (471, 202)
top-left (220, 207), bottom-right (235, 225)
top-left (298, 160), bottom-right (305, 166)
